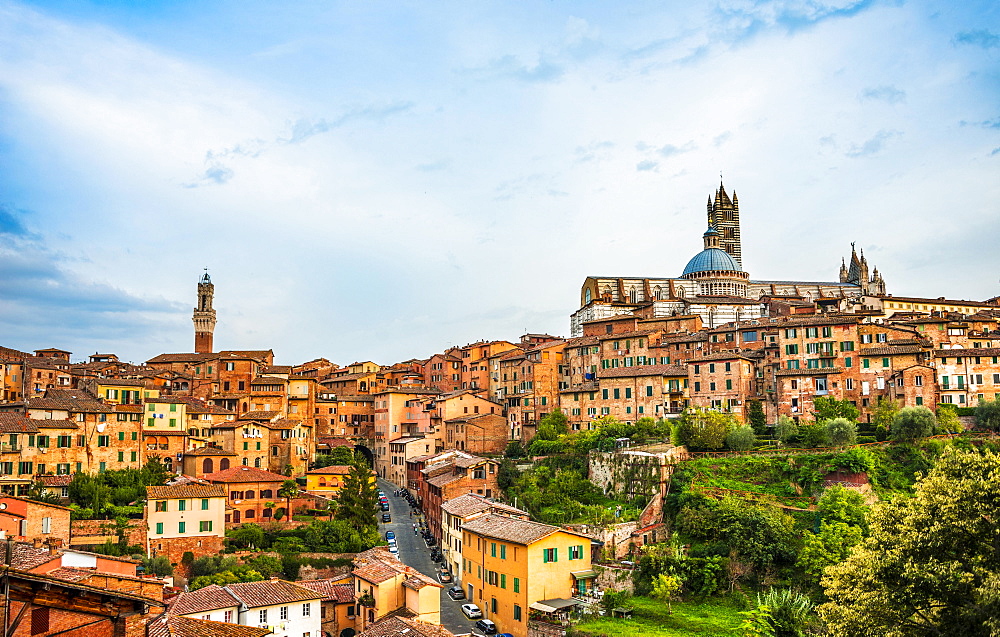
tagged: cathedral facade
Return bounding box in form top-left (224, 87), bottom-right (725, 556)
top-left (570, 182), bottom-right (887, 336)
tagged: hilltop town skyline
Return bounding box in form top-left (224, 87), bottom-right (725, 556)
top-left (1, 1), bottom-right (998, 363)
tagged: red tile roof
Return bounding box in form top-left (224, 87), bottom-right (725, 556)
top-left (202, 467), bottom-right (288, 483)
top-left (226, 579), bottom-right (325, 607)
top-left (147, 485), bottom-right (226, 500)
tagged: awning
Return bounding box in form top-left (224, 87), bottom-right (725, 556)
top-left (529, 599), bottom-right (580, 613)
top-left (571, 570), bottom-right (597, 580)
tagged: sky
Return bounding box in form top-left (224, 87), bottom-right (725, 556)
top-left (0, 0), bottom-right (998, 367)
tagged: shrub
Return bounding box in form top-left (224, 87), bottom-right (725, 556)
top-left (775, 416), bottom-right (798, 444)
top-left (798, 423), bottom-right (827, 448)
top-left (727, 425), bottom-right (757, 452)
top-left (825, 418), bottom-right (857, 447)
top-left (975, 396), bottom-right (1000, 432)
top-left (891, 407), bottom-right (936, 443)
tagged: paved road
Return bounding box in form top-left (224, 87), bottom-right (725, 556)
top-left (377, 479), bottom-right (479, 636)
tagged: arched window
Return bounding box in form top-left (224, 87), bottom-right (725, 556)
top-left (585, 288), bottom-right (592, 303)
top-left (245, 490), bottom-right (255, 499)
top-left (261, 489), bottom-right (272, 498)
top-left (203, 458), bottom-right (214, 474)
top-left (220, 458), bottom-right (230, 471)
top-left (245, 509), bottom-right (255, 519)
top-left (242, 458), bottom-right (249, 466)
top-left (254, 457), bottom-right (262, 468)
top-left (628, 287), bottom-right (637, 303)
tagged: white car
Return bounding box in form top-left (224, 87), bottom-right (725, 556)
top-left (389, 544), bottom-right (399, 555)
top-left (461, 603), bottom-right (482, 619)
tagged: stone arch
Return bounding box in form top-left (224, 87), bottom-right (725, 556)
top-left (340, 629), bottom-right (356, 637)
top-left (353, 445), bottom-right (374, 467)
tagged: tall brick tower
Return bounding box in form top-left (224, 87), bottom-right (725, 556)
top-left (706, 181), bottom-right (742, 267)
top-left (193, 271), bottom-right (216, 354)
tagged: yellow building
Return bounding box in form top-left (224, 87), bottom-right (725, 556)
top-left (304, 465), bottom-right (353, 496)
top-left (351, 546), bottom-right (442, 631)
top-left (145, 484), bottom-right (227, 565)
top-left (462, 514), bottom-right (595, 637)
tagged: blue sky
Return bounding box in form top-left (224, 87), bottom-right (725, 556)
top-left (1, 0), bottom-right (998, 366)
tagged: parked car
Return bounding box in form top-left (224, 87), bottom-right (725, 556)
top-left (497, 634), bottom-right (515, 637)
top-left (385, 531), bottom-right (395, 540)
top-left (382, 513), bottom-right (391, 523)
top-left (381, 503), bottom-right (390, 511)
top-left (447, 586), bottom-right (465, 600)
top-left (461, 603), bottom-right (482, 619)
top-left (389, 544), bottom-right (399, 555)
top-left (475, 619), bottom-right (497, 635)
top-left (438, 570), bottom-right (452, 583)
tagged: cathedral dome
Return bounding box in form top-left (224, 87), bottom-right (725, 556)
top-left (682, 247), bottom-right (742, 276)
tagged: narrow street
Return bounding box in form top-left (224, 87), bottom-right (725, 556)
top-left (377, 479), bottom-right (479, 636)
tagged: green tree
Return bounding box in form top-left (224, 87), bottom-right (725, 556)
top-left (890, 406), bottom-right (936, 444)
top-left (774, 415), bottom-right (798, 445)
top-left (824, 417), bottom-right (857, 448)
top-left (676, 408), bottom-right (736, 450)
top-left (504, 440), bottom-right (525, 459)
top-left (141, 554), bottom-right (174, 577)
top-left (936, 404), bottom-right (964, 434)
top-left (313, 446), bottom-right (356, 468)
top-left (226, 523), bottom-right (265, 550)
top-left (813, 397), bottom-right (860, 423)
top-left (278, 480), bottom-right (299, 520)
top-left (798, 521), bottom-right (863, 585)
top-left (335, 461), bottom-right (378, 531)
top-left (819, 447), bottom-right (1000, 635)
top-left (870, 397), bottom-right (900, 441)
top-left (975, 396), bottom-right (1000, 432)
top-left (747, 400), bottom-right (767, 436)
top-left (817, 484), bottom-right (868, 531)
top-left (535, 409), bottom-right (569, 440)
top-left (650, 573), bottom-right (681, 614)
top-left (726, 425), bottom-right (756, 451)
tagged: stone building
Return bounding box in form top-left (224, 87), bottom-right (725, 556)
top-left (570, 181), bottom-right (886, 336)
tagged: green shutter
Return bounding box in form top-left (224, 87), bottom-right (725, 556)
top-left (501, 574), bottom-right (506, 589)
top-left (514, 578), bottom-right (520, 593)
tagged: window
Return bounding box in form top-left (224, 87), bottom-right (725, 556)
top-left (861, 334), bottom-right (873, 344)
top-left (806, 327), bottom-right (818, 338)
top-left (178, 522), bottom-right (186, 534)
top-left (179, 500), bottom-right (187, 511)
top-left (224, 611), bottom-right (233, 623)
top-left (155, 522), bottom-right (163, 534)
top-left (876, 333), bottom-right (887, 343)
top-left (725, 379), bottom-right (732, 390)
top-left (569, 545), bottom-right (584, 560)
top-left (513, 577), bottom-right (520, 593)
top-left (501, 574), bottom-right (507, 589)
top-left (845, 378), bottom-right (854, 390)
top-left (302, 603), bottom-right (311, 617)
top-left (280, 607), bottom-right (288, 620)
top-left (200, 521), bottom-right (213, 532)
top-left (863, 359), bottom-right (870, 369)
top-left (787, 360), bottom-right (800, 370)
top-left (500, 544), bottom-right (506, 559)
top-left (514, 605), bottom-right (522, 621)
top-left (259, 610), bottom-right (267, 624)
top-left (840, 341), bottom-right (855, 352)
top-left (785, 344), bottom-right (799, 355)
top-left (41, 517), bottom-right (51, 534)
top-left (845, 357), bottom-right (853, 368)
top-left (202, 499), bottom-right (209, 510)
top-left (785, 328), bottom-right (797, 338)
top-left (542, 548), bottom-right (557, 563)
top-left (882, 358), bottom-right (890, 368)
top-left (97, 435), bottom-right (109, 447)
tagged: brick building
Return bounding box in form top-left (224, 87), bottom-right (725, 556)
top-left (202, 465), bottom-right (289, 525)
top-left (146, 484), bottom-right (226, 566)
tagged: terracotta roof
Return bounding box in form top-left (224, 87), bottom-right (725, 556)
top-left (183, 447), bottom-right (237, 456)
top-left (218, 350), bottom-right (274, 360)
top-left (146, 485), bottom-right (226, 500)
top-left (146, 353), bottom-right (214, 364)
top-left (92, 378), bottom-right (148, 387)
top-left (296, 578), bottom-right (354, 603)
top-left (860, 346), bottom-right (924, 356)
top-left (441, 493), bottom-right (527, 518)
top-left (353, 561), bottom-right (400, 585)
top-left (462, 514), bottom-right (585, 545)
top-left (306, 465), bottom-right (352, 475)
top-left (38, 475), bottom-right (73, 487)
top-left (35, 419), bottom-right (79, 429)
top-left (597, 364), bottom-right (688, 379)
top-left (933, 347), bottom-right (1000, 358)
top-left (359, 616), bottom-right (456, 637)
top-left (774, 367), bottom-right (845, 377)
top-left (45, 567), bottom-right (94, 582)
top-left (202, 467), bottom-right (288, 483)
top-left (154, 616), bottom-right (272, 637)
top-left (169, 584), bottom-right (240, 615)
top-left (27, 390), bottom-right (112, 412)
top-left (238, 411), bottom-right (281, 421)
top-left (226, 579), bottom-right (325, 607)
top-left (0, 414), bottom-right (40, 433)
top-left (686, 352), bottom-right (757, 363)
top-left (10, 543), bottom-right (59, 571)
top-left (267, 418), bottom-right (305, 430)
top-left (251, 376), bottom-right (288, 385)
top-left (427, 473), bottom-right (461, 488)
top-left (316, 437), bottom-right (354, 448)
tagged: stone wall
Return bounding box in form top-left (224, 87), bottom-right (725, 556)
top-left (593, 563), bottom-right (635, 594)
top-left (70, 518), bottom-right (147, 547)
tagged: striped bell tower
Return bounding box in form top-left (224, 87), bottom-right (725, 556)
top-left (193, 271), bottom-right (216, 354)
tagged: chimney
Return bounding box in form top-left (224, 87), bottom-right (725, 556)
top-left (32, 537), bottom-right (42, 549)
